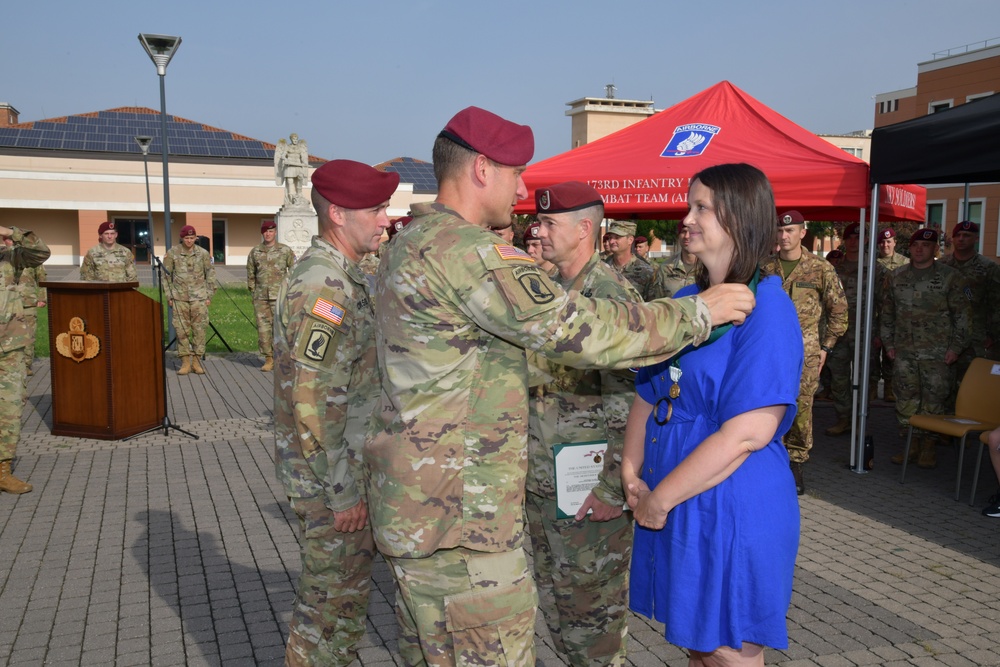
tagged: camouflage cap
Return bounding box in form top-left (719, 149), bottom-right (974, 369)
top-left (777, 210), bottom-right (805, 227)
top-left (439, 106), bottom-right (534, 166)
top-left (606, 221), bottom-right (637, 237)
top-left (953, 220), bottom-right (980, 235)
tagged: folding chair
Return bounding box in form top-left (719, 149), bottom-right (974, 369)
top-left (969, 428), bottom-right (1000, 506)
top-left (899, 358), bottom-right (1000, 500)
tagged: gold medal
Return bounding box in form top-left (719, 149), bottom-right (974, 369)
top-left (669, 383), bottom-right (680, 399)
top-left (669, 364), bottom-right (682, 400)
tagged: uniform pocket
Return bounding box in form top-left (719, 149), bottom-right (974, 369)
top-left (444, 580), bottom-right (536, 666)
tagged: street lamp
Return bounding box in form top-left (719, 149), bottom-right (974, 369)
top-left (134, 135), bottom-right (154, 255)
top-left (137, 33), bottom-right (181, 252)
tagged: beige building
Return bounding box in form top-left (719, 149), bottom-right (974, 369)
top-left (0, 104), bottom-right (432, 266)
top-left (565, 89), bottom-right (657, 150)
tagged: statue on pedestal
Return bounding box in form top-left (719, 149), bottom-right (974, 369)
top-left (274, 133), bottom-right (310, 207)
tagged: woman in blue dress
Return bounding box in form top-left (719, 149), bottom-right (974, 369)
top-left (622, 163), bottom-right (804, 666)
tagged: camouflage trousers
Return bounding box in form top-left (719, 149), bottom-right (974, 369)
top-left (22, 307), bottom-right (37, 371)
top-left (524, 492), bottom-right (631, 667)
top-left (253, 299), bottom-right (276, 357)
top-left (0, 348), bottom-right (27, 460)
top-left (388, 546), bottom-right (537, 667)
top-left (828, 338), bottom-right (878, 418)
top-left (892, 356), bottom-right (955, 427)
top-left (872, 346), bottom-right (894, 387)
top-left (785, 353), bottom-right (820, 464)
top-left (286, 496), bottom-right (376, 667)
top-left (171, 300), bottom-right (209, 357)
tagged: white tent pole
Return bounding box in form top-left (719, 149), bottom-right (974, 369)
top-left (853, 190), bottom-right (880, 474)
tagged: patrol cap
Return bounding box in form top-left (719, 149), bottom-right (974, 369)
top-left (534, 181), bottom-right (603, 214)
top-left (607, 220), bottom-right (637, 237)
top-left (953, 220), bottom-right (980, 235)
top-left (777, 210), bottom-right (805, 227)
top-left (439, 106), bottom-right (534, 166)
top-left (826, 249), bottom-right (844, 261)
top-left (879, 228), bottom-right (896, 240)
top-left (98, 221), bottom-right (116, 235)
top-left (843, 222), bottom-right (860, 239)
top-left (387, 215), bottom-right (412, 241)
top-left (261, 220), bottom-right (276, 233)
top-left (179, 225), bottom-right (197, 238)
top-left (523, 221), bottom-right (541, 244)
top-left (911, 228), bottom-right (938, 244)
top-left (311, 159), bottom-right (400, 210)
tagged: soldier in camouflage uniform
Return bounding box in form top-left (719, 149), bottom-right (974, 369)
top-left (274, 160), bottom-right (398, 667)
top-left (246, 220), bottom-right (295, 372)
top-left (874, 228), bottom-right (908, 400)
top-left (79, 221), bottom-right (138, 282)
top-left (883, 229), bottom-right (971, 468)
top-left (163, 225), bottom-right (215, 375)
top-left (940, 221), bottom-right (1000, 378)
top-left (771, 211), bottom-right (848, 494)
top-left (3, 237), bottom-right (46, 375)
top-left (523, 220), bottom-right (556, 275)
top-left (825, 222), bottom-right (889, 436)
top-left (1, 225), bottom-right (50, 494)
top-left (526, 182), bottom-right (639, 666)
top-left (604, 220), bottom-right (656, 299)
top-left (647, 227), bottom-right (698, 300)
top-left (364, 106), bottom-right (754, 667)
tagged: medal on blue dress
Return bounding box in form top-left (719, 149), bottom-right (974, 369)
top-left (669, 362), bottom-right (682, 399)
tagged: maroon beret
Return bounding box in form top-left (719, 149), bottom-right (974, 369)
top-left (635, 236), bottom-right (648, 244)
top-left (179, 225), bottom-right (197, 238)
top-left (777, 210), bottom-right (805, 227)
top-left (879, 228), bottom-right (896, 240)
top-left (311, 159), bottom-right (400, 209)
top-left (843, 222), bottom-right (860, 238)
top-left (826, 249), bottom-right (844, 260)
top-left (535, 181), bottom-right (602, 214)
top-left (387, 215), bottom-right (413, 241)
top-left (523, 222), bottom-right (542, 244)
top-left (261, 220), bottom-right (276, 233)
top-left (953, 220), bottom-right (980, 235)
top-left (98, 221), bottom-right (116, 235)
top-left (439, 106), bottom-right (534, 167)
top-left (911, 228), bottom-right (939, 244)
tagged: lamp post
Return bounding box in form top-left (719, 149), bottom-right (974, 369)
top-left (134, 135), bottom-right (154, 259)
top-left (137, 33), bottom-right (181, 252)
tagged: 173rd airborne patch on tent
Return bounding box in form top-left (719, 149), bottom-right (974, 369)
top-left (660, 123), bottom-right (721, 158)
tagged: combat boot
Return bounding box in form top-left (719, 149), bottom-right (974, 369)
top-left (0, 460), bottom-right (32, 494)
top-left (789, 461), bottom-right (805, 496)
top-left (261, 356), bottom-right (273, 372)
top-left (825, 416), bottom-right (851, 436)
top-left (178, 356), bottom-right (192, 375)
top-left (883, 379), bottom-right (896, 402)
top-left (890, 443), bottom-right (919, 465)
top-left (917, 436), bottom-right (938, 469)
top-left (192, 356), bottom-right (206, 375)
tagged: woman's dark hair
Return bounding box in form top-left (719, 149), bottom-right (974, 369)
top-left (690, 163), bottom-right (776, 289)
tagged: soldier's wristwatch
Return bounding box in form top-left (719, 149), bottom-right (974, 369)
top-left (821, 345), bottom-right (833, 354)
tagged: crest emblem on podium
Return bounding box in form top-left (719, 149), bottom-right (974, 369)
top-left (56, 317), bottom-right (101, 363)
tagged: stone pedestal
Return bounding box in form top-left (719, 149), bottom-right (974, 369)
top-left (276, 203), bottom-right (317, 258)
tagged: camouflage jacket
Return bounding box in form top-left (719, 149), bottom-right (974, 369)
top-left (939, 252), bottom-right (1000, 350)
top-left (835, 254), bottom-right (888, 342)
top-left (769, 250), bottom-right (848, 354)
top-left (246, 242), bottom-right (294, 301)
top-left (605, 254), bottom-right (655, 300)
top-left (80, 243), bottom-right (137, 282)
top-left (647, 254), bottom-right (698, 300)
top-left (365, 201), bottom-right (712, 559)
top-left (15, 264), bottom-right (47, 308)
top-left (273, 235), bottom-right (377, 511)
top-left (1, 228), bottom-right (51, 353)
top-left (526, 253), bottom-right (641, 507)
top-left (881, 262), bottom-right (972, 360)
top-left (163, 244), bottom-right (215, 302)
top-left (878, 252), bottom-right (909, 272)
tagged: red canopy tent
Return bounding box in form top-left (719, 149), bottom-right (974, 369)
top-left (516, 81), bottom-right (924, 222)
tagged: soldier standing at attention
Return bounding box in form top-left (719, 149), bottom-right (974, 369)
top-left (163, 225), bottom-right (215, 376)
top-left (3, 237), bottom-right (46, 376)
top-left (364, 105), bottom-right (755, 667)
top-left (273, 160), bottom-right (397, 666)
top-left (633, 235), bottom-right (651, 262)
top-left (883, 228), bottom-right (971, 468)
top-left (523, 220), bottom-right (556, 274)
top-left (246, 220), bottom-right (295, 372)
top-left (825, 222), bottom-right (888, 436)
top-left (771, 211), bottom-right (848, 494)
top-left (648, 226), bottom-right (699, 300)
top-left (874, 228), bottom-right (908, 400)
top-left (940, 221), bottom-right (1000, 376)
top-left (526, 181), bottom-right (640, 666)
top-left (0, 225), bottom-right (50, 494)
top-left (80, 221), bottom-right (138, 282)
top-left (604, 220), bottom-right (656, 299)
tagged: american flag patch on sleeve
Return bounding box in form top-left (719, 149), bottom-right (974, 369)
top-left (312, 297), bottom-right (346, 326)
top-left (493, 244), bottom-right (534, 262)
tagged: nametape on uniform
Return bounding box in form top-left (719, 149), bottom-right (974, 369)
top-left (312, 297), bottom-right (346, 326)
top-left (493, 244), bottom-right (535, 262)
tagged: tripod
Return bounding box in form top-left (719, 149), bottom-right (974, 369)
top-left (125, 255), bottom-right (198, 441)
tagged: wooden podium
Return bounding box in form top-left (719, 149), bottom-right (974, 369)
top-left (41, 281), bottom-right (165, 440)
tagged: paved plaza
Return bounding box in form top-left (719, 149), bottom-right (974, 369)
top-left (2, 344), bottom-right (1000, 666)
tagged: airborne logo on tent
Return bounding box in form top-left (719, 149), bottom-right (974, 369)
top-left (660, 123), bottom-right (721, 158)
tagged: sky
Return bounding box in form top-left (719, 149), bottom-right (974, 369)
top-left (3, 1), bottom-right (1000, 166)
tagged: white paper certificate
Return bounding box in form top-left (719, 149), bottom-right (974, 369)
top-left (553, 440), bottom-right (608, 519)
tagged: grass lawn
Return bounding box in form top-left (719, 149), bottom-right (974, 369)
top-left (33, 283), bottom-right (261, 357)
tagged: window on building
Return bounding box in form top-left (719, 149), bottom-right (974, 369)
top-left (966, 91), bottom-right (994, 103)
top-left (926, 202), bottom-right (945, 231)
top-left (958, 198), bottom-right (985, 253)
top-left (212, 219), bottom-right (226, 264)
top-left (840, 146), bottom-right (864, 158)
top-left (929, 100), bottom-right (953, 114)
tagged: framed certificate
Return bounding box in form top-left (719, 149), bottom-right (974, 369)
top-left (552, 440), bottom-right (608, 519)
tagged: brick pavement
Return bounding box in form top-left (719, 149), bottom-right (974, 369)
top-left (2, 355), bottom-right (999, 666)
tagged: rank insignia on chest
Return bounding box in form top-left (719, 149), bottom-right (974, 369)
top-left (493, 244), bottom-right (534, 262)
top-left (311, 297), bottom-right (346, 326)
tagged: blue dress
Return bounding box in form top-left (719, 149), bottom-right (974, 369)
top-left (629, 275), bottom-right (803, 652)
